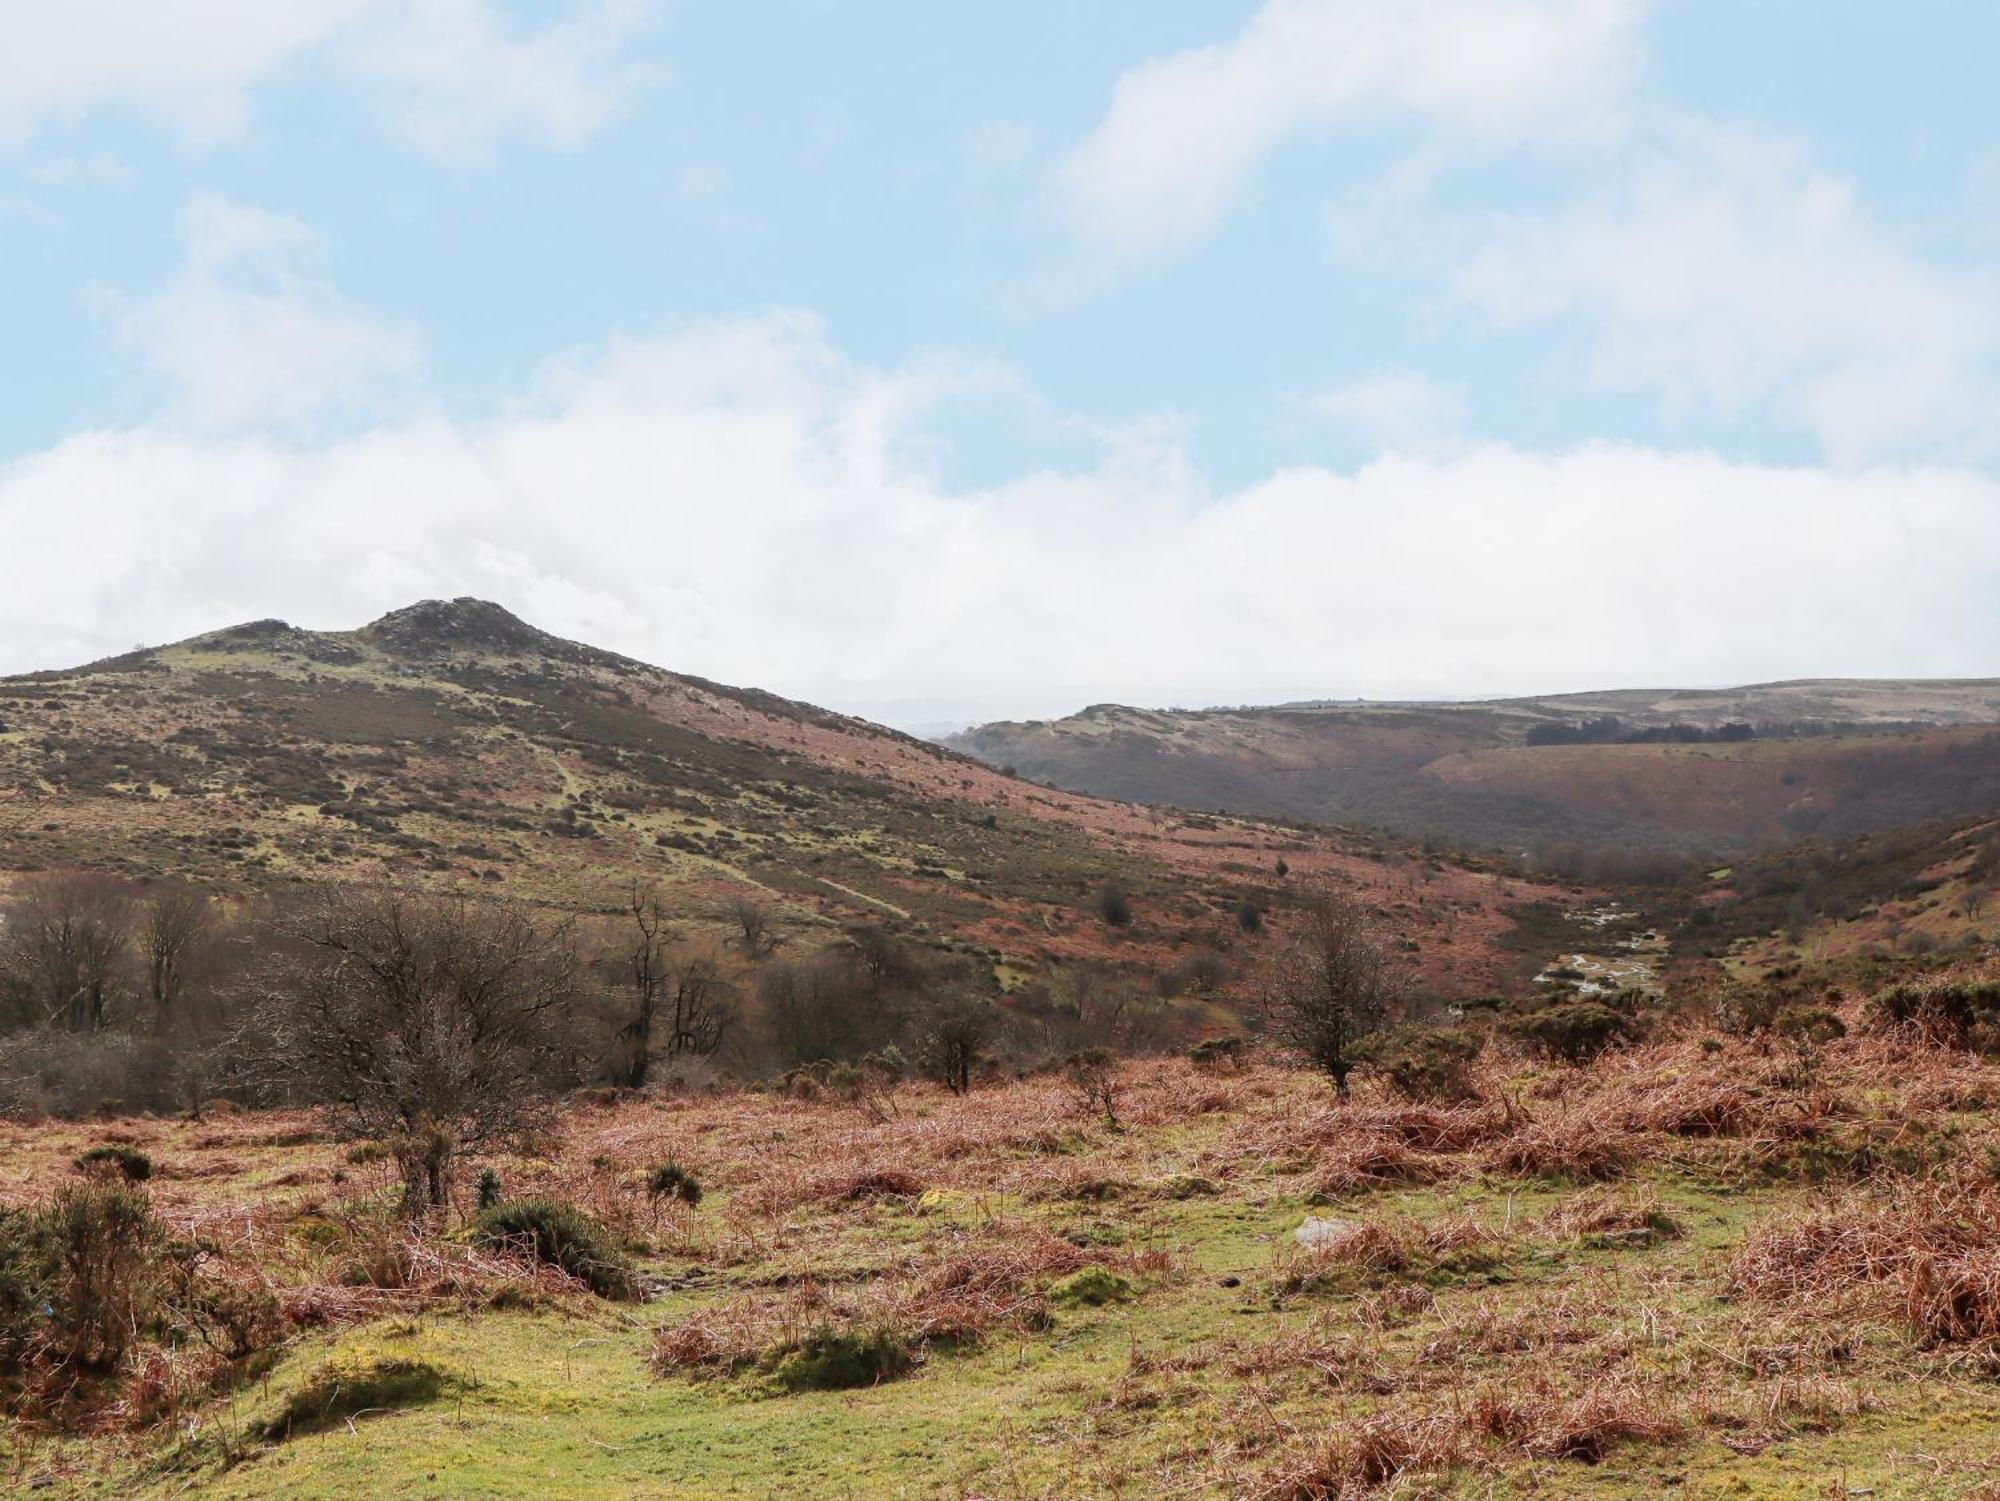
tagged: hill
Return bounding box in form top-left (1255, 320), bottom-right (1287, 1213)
top-left (0, 599), bottom-right (1556, 998)
top-left (950, 680), bottom-right (2000, 864)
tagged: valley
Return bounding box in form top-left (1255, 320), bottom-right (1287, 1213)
top-left (951, 684), bottom-right (2000, 868)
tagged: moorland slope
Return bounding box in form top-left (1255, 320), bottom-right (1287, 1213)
top-left (951, 681), bottom-right (2000, 861)
top-left (0, 599), bottom-right (1555, 997)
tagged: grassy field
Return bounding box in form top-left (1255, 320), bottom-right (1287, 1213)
top-left (14, 1017), bottom-right (2000, 1499)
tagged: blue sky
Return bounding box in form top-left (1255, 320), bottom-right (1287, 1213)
top-left (3, 1), bottom-right (1999, 726)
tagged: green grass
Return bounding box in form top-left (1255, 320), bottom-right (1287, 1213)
top-left (15, 1163), bottom-right (1997, 1499)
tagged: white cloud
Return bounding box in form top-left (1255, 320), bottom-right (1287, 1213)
top-left (342, 0), bottom-right (662, 161)
top-left (1053, 0), bottom-right (1644, 264)
top-left (1455, 125), bottom-right (2000, 463)
top-left (0, 3), bottom-right (369, 147)
top-left (4, 314), bottom-right (1998, 722)
top-left (0, 0), bottom-right (658, 158)
top-left (1312, 373), bottom-right (1467, 452)
top-left (115, 195), bottom-right (420, 432)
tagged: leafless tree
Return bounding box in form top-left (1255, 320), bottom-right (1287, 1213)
top-left (663, 952), bottom-right (733, 1059)
top-left (724, 894), bottom-right (774, 955)
top-left (1062, 1047), bottom-right (1119, 1124)
top-left (248, 887), bottom-right (579, 1214)
top-left (1, 872), bottom-right (132, 1032)
top-left (618, 885), bottom-right (670, 1088)
top-left (1260, 893), bottom-right (1406, 1098)
top-left (1966, 883), bottom-right (1990, 923)
top-left (758, 951), bottom-right (894, 1067)
top-left (141, 885), bottom-right (212, 1023)
top-left (848, 925), bottom-right (918, 993)
top-left (618, 885), bottom-right (734, 1088)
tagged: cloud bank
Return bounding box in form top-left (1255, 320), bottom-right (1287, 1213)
top-left (4, 313), bottom-right (1995, 724)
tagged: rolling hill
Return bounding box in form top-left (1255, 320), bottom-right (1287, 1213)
top-left (0, 599), bottom-right (1559, 998)
top-left (950, 681), bottom-right (2000, 863)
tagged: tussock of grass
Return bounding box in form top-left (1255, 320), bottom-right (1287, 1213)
top-left (260, 1340), bottom-right (468, 1439)
top-left (1049, 1266), bottom-right (1133, 1307)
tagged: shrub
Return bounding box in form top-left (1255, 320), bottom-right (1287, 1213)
top-left (646, 1160), bottom-right (703, 1206)
top-left (1775, 1006), bottom-right (1847, 1050)
top-left (1713, 985), bottom-right (1784, 1036)
top-left (768, 1326), bottom-right (913, 1391)
top-left (158, 1246), bottom-right (286, 1362)
top-left (1093, 883), bottom-right (1133, 928)
top-left (1236, 899), bottom-right (1263, 933)
top-left (1190, 1035), bottom-right (1248, 1071)
top-left (1505, 1002), bottom-right (1635, 1064)
top-left (1062, 1048), bottom-right (1120, 1124)
top-left (74, 1143), bottom-right (153, 1182)
top-left (475, 1167), bottom-right (504, 1212)
top-left (472, 1200), bottom-right (637, 1300)
top-left (1866, 980), bottom-right (2000, 1050)
top-left (0, 1183), bottom-right (162, 1389)
top-left (1357, 1025), bottom-right (1481, 1103)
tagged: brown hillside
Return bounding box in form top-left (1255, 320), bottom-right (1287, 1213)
top-left (0, 600), bottom-right (1557, 998)
top-left (953, 684), bottom-right (2000, 858)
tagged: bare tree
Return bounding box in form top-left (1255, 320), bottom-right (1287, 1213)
top-left (619, 886), bottom-right (734, 1088)
top-left (141, 885), bottom-right (212, 1023)
top-left (1, 872), bottom-right (132, 1032)
top-left (758, 948), bottom-right (900, 1067)
top-left (724, 894), bottom-right (774, 955)
top-left (249, 887), bottom-right (579, 1215)
top-left (663, 952), bottom-right (733, 1059)
top-left (1260, 894), bottom-right (1406, 1098)
top-left (1966, 883), bottom-right (1991, 923)
top-left (848, 925), bottom-right (918, 993)
top-left (618, 884), bottom-right (670, 1088)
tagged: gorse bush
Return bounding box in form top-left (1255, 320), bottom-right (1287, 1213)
top-left (0, 1183), bottom-right (161, 1393)
top-left (1093, 883), bottom-right (1133, 928)
top-left (472, 1199), bottom-right (636, 1300)
top-left (74, 1142), bottom-right (153, 1181)
top-left (1505, 1001), bottom-right (1635, 1064)
top-left (646, 1160), bottom-right (703, 1206)
top-left (1358, 1025), bottom-right (1482, 1103)
top-left (1866, 979), bottom-right (2000, 1050)
top-left (475, 1167), bottom-right (504, 1211)
top-left (1190, 1034), bottom-right (1248, 1071)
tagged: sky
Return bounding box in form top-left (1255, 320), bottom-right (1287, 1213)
top-left (1, 0), bottom-right (1998, 730)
